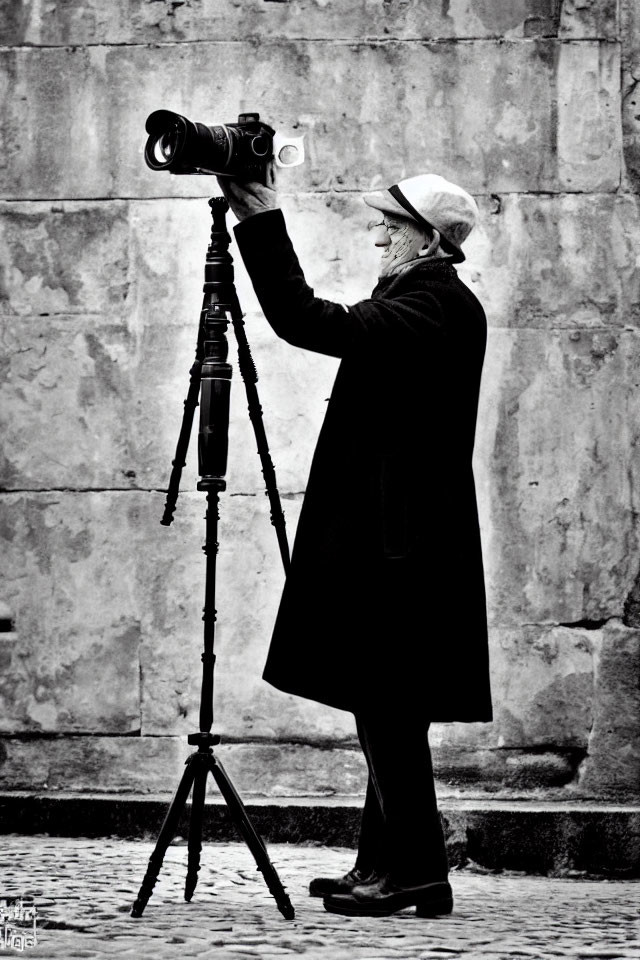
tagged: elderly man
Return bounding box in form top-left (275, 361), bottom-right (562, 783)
top-left (218, 168), bottom-right (492, 918)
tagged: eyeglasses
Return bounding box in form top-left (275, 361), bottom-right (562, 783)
top-left (367, 217), bottom-right (399, 232)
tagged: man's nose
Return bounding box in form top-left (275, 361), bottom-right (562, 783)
top-left (371, 224), bottom-right (390, 247)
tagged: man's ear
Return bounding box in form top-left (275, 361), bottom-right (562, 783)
top-left (420, 228), bottom-right (441, 258)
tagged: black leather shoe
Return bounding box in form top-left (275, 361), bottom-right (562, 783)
top-left (309, 867), bottom-right (379, 898)
top-left (323, 876), bottom-right (453, 917)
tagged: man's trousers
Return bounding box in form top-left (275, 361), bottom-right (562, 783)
top-left (353, 710), bottom-right (449, 885)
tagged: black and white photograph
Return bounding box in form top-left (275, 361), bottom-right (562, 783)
top-left (0, 1), bottom-right (639, 957)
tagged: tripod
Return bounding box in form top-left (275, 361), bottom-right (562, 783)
top-left (131, 197), bottom-right (294, 921)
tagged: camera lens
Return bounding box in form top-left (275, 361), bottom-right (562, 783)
top-left (153, 129), bottom-right (178, 165)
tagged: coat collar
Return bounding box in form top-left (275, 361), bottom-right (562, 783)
top-left (371, 257), bottom-right (457, 300)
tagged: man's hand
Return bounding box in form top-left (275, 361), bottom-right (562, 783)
top-left (217, 160), bottom-right (278, 221)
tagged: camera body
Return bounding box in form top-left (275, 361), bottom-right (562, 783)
top-left (144, 110), bottom-right (304, 181)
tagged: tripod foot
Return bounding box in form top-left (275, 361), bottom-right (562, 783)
top-left (131, 851), bottom-right (165, 918)
top-left (185, 765), bottom-right (208, 902)
top-left (131, 755), bottom-right (198, 918)
top-left (278, 896), bottom-right (295, 921)
top-left (208, 752), bottom-right (295, 920)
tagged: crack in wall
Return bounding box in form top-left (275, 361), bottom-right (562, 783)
top-left (558, 618), bottom-right (611, 630)
top-left (0, 38), bottom-right (622, 51)
top-left (0, 189), bottom-right (633, 203)
top-left (574, 631), bottom-right (599, 790)
top-left (0, 488), bottom-right (306, 499)
top-left (623, 566), bottom-right (640, 627)
top-left (0, 731), bottom-right (143, 739)
top-left (0, 733), bottom-right (593, 755)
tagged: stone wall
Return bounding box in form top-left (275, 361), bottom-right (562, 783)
top-left (1, 0), bottom-right (639, 801)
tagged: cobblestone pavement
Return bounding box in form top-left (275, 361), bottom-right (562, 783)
top-left (0, 835), bottom-right (638, 959)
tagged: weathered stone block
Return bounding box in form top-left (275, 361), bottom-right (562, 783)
top-left (0, 41), bottom-right (621, 198)
top-left (622, 0), bottom-right (640, 74)
top-left (488, 625), bottom-right (593, 748)
top-left (0, 201), bottom-right (130, 316)
top-left (0, 492), bottom-right (142, 733)
top-left (0, 47), bottom-right (112, 198)
top-left (430, 625), bottom-right (594, 755)
top-left (0, 314), bottom-right (176, 491)
top-left (460, 193), bottom-right (640, 329)
top-left (578, 621), bottom-right (640, 797)
top-left (0, 0), bottom-right (618, 45)
top-left (559, 0), bottom-right (618, 38)
top-left (475, 329), bottom-right (640, 626)
top-left (434, 748), bottom-right (580, 791)
top-left (0, 735), bottom-right (187, 793)
top-left (621, 0), bottom-right (640, 191)
top-left (215, 743), bottom-right (366, 797)
top-left (557, 41), bottom-right (622, 191)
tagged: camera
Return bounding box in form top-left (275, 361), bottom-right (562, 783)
top-left (144, 110), bottom-right (304, 181)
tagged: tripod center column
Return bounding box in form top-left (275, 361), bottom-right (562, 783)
top-left (197, 198), bottom-right (235, 492)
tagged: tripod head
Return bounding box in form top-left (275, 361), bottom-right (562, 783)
top-left (205, 198), bottom-right (234, 286)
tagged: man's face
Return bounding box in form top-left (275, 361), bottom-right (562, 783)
top-left (368, 213), bottom-right (427, 277)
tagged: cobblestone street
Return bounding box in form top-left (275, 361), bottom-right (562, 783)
top-left (0, 835), bottom-right (638, 959)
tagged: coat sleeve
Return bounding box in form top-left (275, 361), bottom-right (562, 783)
top-left (233, 208), bottom-right (447, 359)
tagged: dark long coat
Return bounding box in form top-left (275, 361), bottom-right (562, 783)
top-left (234, 209), bottom-right (492, 721)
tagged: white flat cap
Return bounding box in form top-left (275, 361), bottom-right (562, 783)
top-left (363, 174), bottom-right (479, 263)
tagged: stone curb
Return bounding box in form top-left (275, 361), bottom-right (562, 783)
top-left (1, 792), bottom-right (639, 879)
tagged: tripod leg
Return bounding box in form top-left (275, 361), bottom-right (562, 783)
top-left (207, 753), bottom-right (295, 920)
top-left (184, 763), bottom-right (208, 902)
top-left (131, 756), bottom-right (198, 918)
top-left (231, 308), bottom-right (290, 575)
